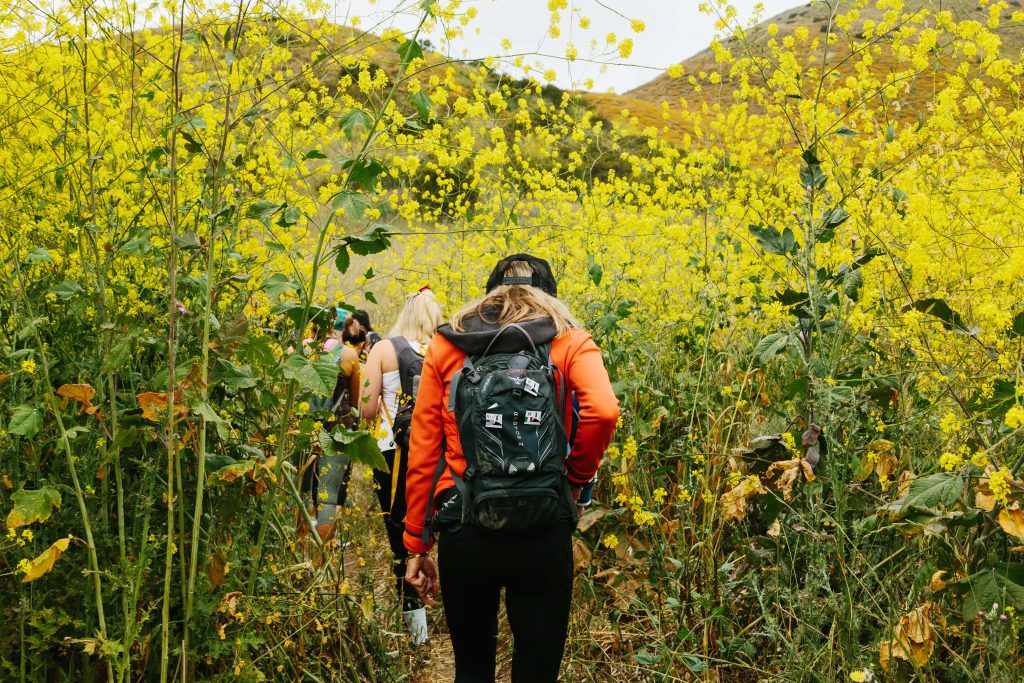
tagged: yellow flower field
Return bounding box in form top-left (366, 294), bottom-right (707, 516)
top-left (1, 0), bottom-right (1023, 679)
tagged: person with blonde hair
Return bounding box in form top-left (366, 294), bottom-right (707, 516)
top-left (402, 255), bottom-right (619, 682)
top-left (360, 287), bottom-right (445, 644)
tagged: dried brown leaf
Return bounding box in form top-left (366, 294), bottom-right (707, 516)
top-left (999, 505), bottom-right (1024, 540)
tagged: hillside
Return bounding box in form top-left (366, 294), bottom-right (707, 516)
top-left (583, 0), bottom-right (1024, 144)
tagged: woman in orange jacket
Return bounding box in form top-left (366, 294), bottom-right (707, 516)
top-left (403, 255), bottom-right (619, 682)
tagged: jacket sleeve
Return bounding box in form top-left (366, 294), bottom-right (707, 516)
top-left (402, 336), bottom-right (446, 553)
top-left (564, 331), bottom-right (619, 484)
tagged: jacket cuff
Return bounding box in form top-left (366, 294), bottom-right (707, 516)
top-left (403, 526), bottom-right (434, 554)
top-left (566, 464), bottom-right (598, 485)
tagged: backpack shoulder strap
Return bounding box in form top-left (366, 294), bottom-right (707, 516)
top-left (390, 336), bottom-right (424, 397)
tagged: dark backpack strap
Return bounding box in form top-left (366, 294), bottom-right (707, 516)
top-left (421, 438), bottom-right (450, 547)
top-left (448, 357), bottom-right (473, 413)
top-left (391, 336), bottom-right (425, 399)
top-left (479, 322), bottom-right (539, 357)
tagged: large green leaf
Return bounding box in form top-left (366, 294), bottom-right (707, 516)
top-left (9, 405), bottom-right (43, 438)
top-left (912, 298), bottom-right (973, 334)
top-left (897, 473), bottom-right (963, 512)
top-left (346, 225), bottom-right (392, 256)
top-left (748, 224), bottom-right (796, 256)
top-left (396, 39), bottom-right (424, 68)
top-left (341, 158), bottom-right (387, 191)
top-left (5, 487), bottom-right (61, 528)
top-left (958, 563), bottom-right (1024, 619)
top-left (339, 109), bottom-right (372, 140)
top-left (753, 332), bottom-right (790, 365)
top-left (410, 91), bottom-right (432, 122)
top-left (319, 428), bottom-right (389, 471)
top-left (280, 354), bottom-right (332, 396)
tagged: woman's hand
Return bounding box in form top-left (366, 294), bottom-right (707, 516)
top-left (405, 555), bottom-right (440, 607)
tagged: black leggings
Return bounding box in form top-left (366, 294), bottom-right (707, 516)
top-left (438, 521), bottom-right (574, 682)
top-left (373, 449), bottom-right (421, 612)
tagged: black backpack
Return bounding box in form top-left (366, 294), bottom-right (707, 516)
top-left (423, 323), bottom-right (575, 542)
top-left (390, 336), bottom-right (424, 452)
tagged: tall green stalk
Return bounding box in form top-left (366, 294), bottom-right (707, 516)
top-left (160, 2), bottom-right (186, 679)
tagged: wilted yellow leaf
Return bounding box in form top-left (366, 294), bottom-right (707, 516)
top-left (998, 505), bottom-right (1024, 539)
top-left (21, 537), bottom-right (71, 583)
top-left (880, 602), bottom-right (942, 670)
top-left (766, 459), bottom-right (815, 502)
top-left (6, 487), bottom-right (61, 529)
top-left (929, 570), bottom-right (948, 592)
top-left (56, 384), bottom-right (98, 415)
top-left (572, 537), bottom-right (592, 571)
top-left (219, 591), bottom-right (243, 615)
top-left (137, 392), bottom-right (188, 423)
top-left (976, 488), bottom-right (996, 512)
top-left (897, 471), bottom-right (916, 498)
top-left (721, 476), bottom-right (767, 521)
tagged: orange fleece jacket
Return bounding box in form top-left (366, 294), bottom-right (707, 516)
top-left (403, 328), bottom-right (619, 553)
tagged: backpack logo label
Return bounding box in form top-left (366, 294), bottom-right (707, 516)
top-left (525, 410), bottom-right (543, 425)
top-left (524, 378), bottom-right (540, 396)
top-left (485, 413), bottom-right (503, 429)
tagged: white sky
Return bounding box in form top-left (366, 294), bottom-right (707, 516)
top-left (331, 0), bottom-right (801, 93)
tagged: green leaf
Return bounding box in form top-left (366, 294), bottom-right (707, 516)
top-left (834, 126), bottom-right (859, 137)
top-left (276, 204), bottom-right (302, 227)
top-left (172, 232), bottom-right (201, 250)
top-left (261, 274), bottom-right (300, 297)
top-left (364, 291), bottom-right (377, 304)
top-left (748, 224), bottom-right (797, 256)
top-left (335, 245), bottom-right (351, 274)
top-left (410, 91), bottom-right (433, 121)
top-left (302, 149), bottom-right (328, 160)
top-left (1009, 312), bottom-right (1024, 338)
top-left (245, 200), bottom-right (280, 223)
top-left (957, 563), bottom-right (1024, 619)
top-left (346, 225), bottom-right (392, 256)
top-left (9, 405), bottom-right (43, 438)
top-left (49, 280), bottom-right (84, 300)
top-left (396, 39), bottom-right (424, 69)
top-left (319, 428), bottom-right (389, 470)
top-left (193, 401), bottom-right (227, 424)
top-left (215, 360), bottom-right (257, 389)
top-left (339, 109), bottom-right (373, 140)
top-left (897, 473), bottom-right (963, 512)
top-left (912, 298), bottom-right (972, 334)
top-left (754, 332), bottom-right (789, 365)
top-left (332, 189), bottom-right (370, 219)
top-left (842, 268), bottom-right (864, 301)
top-left (5, 487), bottom-right (61, 528)
top-left (588, 258), bottom-right (603, 286)
top-left (885, 122), bottom-right (895, 142)
top-left (23, 248), bottom-right (54, 265)
top-left (818, 207), bottom-right (850, 244)
top-left (342, 158), bottom-right (387, 190)
top-left (280, 355), bottom-right (333, 396)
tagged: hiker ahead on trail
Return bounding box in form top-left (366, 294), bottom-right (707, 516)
top-left (361, 288), bottom-right (445, 645)
top-left (402, 255), bottom-right (619, 682)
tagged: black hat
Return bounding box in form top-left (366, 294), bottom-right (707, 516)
top-left (485, 253), bottom-right (558, 296)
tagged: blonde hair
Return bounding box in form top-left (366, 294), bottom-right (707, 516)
top-left (451, 261), bottom-right (580, 335)
top-left (389, 289), bottom-right (445, 343)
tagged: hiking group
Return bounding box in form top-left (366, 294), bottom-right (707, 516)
top-left (302, 254), bottom-right (619, 682)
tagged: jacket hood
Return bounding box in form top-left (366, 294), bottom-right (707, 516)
top-left (437, 313), bottom-right (557, 356)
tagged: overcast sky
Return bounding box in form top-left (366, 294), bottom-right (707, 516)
top-left (333, 0), bottom-right (801, 93)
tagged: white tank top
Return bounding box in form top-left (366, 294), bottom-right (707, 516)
top-left (376, 339), bottom-right (427, 452)
top-left (376, 370), bottom-right (401, 452)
